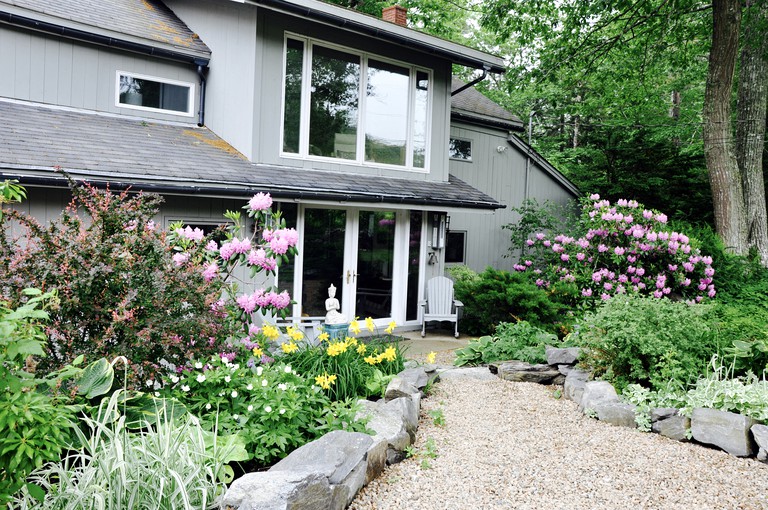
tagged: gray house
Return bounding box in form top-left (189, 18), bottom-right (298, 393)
top-left (0, 0), bottom-right (577, 332)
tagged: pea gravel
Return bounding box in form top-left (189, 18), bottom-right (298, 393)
top-left (350, 366), bottom-right (768, 510)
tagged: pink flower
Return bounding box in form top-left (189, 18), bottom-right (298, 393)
top-left (643, 210), bottom-right (653, 219)
top-left (704, 267), bottom-right (715, 277)
top-left (581, 288), bottom-right (593, 297)
top-left (205, 240), bottom-right (219, 252)
top-left (618, 274), bottom-right (628, 283)
top-left (236, 294), bottom-right (258, 314)
top-left (526, 239), bottom-right (535, 246)
top-left (600, 293), bottom-right (610, 301)
top-left (589, 193), bottom-right (601, 200)
top-left (682, 278), bottom-right (691, 286)
top-left (249, 192), bottom-right (273, 211)
top-left (560, 253), bottom-right (570, 262)
top-left (576, 253), bottom-right (586, 261)
top-left (708, 288), bottom-right (716, 298)
top-left (702, 256), bottom-right (713, 265)
top-left (614, 247), bottom-right (625, 256)
top-left (535, 233), bottom-right (545, 240)
top-left (543, 240), bottom-right (551, 247)
top-left (232, 238), bottom-right (251, 254)
top-left (653, 290), bottom-right (663, 298)
top-left (125, 220), bottom-right (138, 232)
top-left (172, 252), bottom-right (189, 266)
top-left (598, 244), bottom-right (608, 253)
top-left (604, 282), bottom-right (613, 291)
top-left (524, 260), bottom-right (533, 266)
top-left (592, 272), bottom-right (603, 282)
top-left (219, 242), bottom-right (236, 260)
top-left (202, 262), bottom-right (219, 282)
top-left (668, 264), bottom-right (678, 271)
top-left (269, 290), bottom-right (291, 309)
top-left (146, 220), bottom-right (157, 231)
top-left (535, 279), bottom-right (545, 287)
top-left (636, 267), bottom-right (645, 277)
top-left (654, 213), bottom-right (668, 223)
top-left (270, 237), bottom-right (290, 255)
top-left (683, 262), bottom-right (695, 272)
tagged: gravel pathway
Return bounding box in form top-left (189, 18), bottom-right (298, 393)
top-left (351, 366), bottom-right (768, 510)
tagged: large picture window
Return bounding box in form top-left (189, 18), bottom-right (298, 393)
top-left (116, 71), bottom-right (194, 116)
top-left (281, 36), bottom-right (431, 170)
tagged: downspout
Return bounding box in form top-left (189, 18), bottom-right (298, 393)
top-left (450, 66), bottom-right (490, 96)
top-left (195, 61), bottom-right (208, 127)
top-left (524, 111), bottom-right (534, 200)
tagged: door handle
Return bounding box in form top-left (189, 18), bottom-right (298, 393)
top-left (346, 270), bottom-right (358, 284)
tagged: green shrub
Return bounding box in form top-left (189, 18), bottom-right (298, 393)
top-left (0, 180), bottom-right (233, 387)
top-left (454, 321), bottom-right (559, 366)
top-left (450, 266), bottom-right (569, 336)
top-left (573, 294), bottom-right (718, 392)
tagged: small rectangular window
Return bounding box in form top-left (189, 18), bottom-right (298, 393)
top-left (117, 71), bottom-right (194, 116)
top-left (449, 138), bottom-right (472, 161)
top-left (445, 231), bottom-right (466, 264)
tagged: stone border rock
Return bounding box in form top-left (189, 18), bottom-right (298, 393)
top-left (221, 365), bottom-right (438, 510)
top-left (489, 347), bottom-right (768, 464)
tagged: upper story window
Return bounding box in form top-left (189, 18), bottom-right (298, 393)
top-left (116, 71), bottom-right (194, 116)
top-left (281, 36), bottom-right (431, 170)
top-left (449, 138), bottom-right (472, 161)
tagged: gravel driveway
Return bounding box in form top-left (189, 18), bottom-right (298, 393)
top-left (351, 367), bottom-right (768, 510)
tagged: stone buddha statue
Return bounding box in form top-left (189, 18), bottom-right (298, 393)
top-left (325, 284), bottom-right (346, 324)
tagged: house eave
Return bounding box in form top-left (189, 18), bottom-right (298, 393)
top-left (506, 134), bottom-right (581, 197)
top-left (451, 110), bottom-right (525, 132)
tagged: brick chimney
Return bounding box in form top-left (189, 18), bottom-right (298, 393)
top-left (382, 5), bottom-right (407, 26)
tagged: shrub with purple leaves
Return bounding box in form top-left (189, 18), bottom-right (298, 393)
top-left (514, 195), bottom-right (716, 306)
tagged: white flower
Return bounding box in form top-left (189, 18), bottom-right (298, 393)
top-left (205, 403), bottom-right (212, 410)
top-left (256, 366), bottom-right (264, 376)
top-left (146, 379), bottom-right (154, 387)
top-left (224, 376), bottom-right (231, 383)
top-left (246, 383), bottom-right (253, 390)
top-left (233, 414), bottom-right (239, 421)
top-left (218, 392), bottom-right (224, 397)
top-left (196, 374), bottom-right (206, 383)
top-left (231, 390), bottom-right (238, 398)
top-left (247, 405), bottom-right (254, 412)
top-left (279, 409), bottom-right (285, 415)
top-left (232, 364), bottom-right (240, 371)
top-left (154, 392), bottom-right (160, 397)
top-left (181, 384), bottom-right (190, 392)
top-left (195, 362), bottom-right (203, 369)
top-left (278, 383), bottom-right (287, 391)
top-left (261, 379), bottom-right (268, 387)
top-left (264, 405), bottom-right (272, 413)
top-left (284, 365), bottom-right (292, 374)
top-left (170, 375), bottom-right (179, 384)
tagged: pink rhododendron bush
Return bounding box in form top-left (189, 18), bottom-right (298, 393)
top-left (514, 195), bottom-right (716, 306)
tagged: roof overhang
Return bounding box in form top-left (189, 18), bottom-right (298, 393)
top-left (451, 109), bottom-right (524, 132)
top-left (242, 0), bottom-right (505, 73)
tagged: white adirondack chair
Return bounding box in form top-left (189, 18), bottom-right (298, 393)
top-left (420, 276), bottom-right (463, 338)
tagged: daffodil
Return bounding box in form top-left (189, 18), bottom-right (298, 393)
top-left (365, 317), bottom-right (375, 332)
top-left (317, 332), bottom-right (329, 343)
top-left (426, 351), bottom-right (437, 364)
top-left (364, 355), bottom-right (379, 365)
top-left (385, 320), bottom-right (396, 334)
top-left (350, 319), bottom-right (361, 335)
top-left (281, 341), bottom-right (298, 354)
top-left (262, 324), bottom-right (280, 340)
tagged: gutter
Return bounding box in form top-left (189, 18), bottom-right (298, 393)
top-left (451, 67), bottom-right (489, 96)
top-left (196, 64), bottom-right (208, 127)
top-left (0, 10), bottom-right (210, 66)
top-left (1, 173), bottom-right (504, 211)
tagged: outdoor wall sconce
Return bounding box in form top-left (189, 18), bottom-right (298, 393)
top-left (428, 212), bottom-right (448, 250)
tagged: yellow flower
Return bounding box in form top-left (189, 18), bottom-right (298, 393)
top-left (385, 320), bottom-right (397, 334)
top-left (381, 345), bottom-right (397, 362)
top-left (262, 324), bottom-right (280, 340)
top-left (287, 326), bottom-right (303, 342)
top-left (365, 317), bottom-right (375, 332)
top-left (356, 343), bottom-right (367, 355)
top-left (350, 319), bottom-right (361, 335)
top-left (426, 351), bottom-right (436, 364)
top-left (281, 342), bottom-right (298, 354)
top-left (326, 341), bottom-right (348, 357)
top-left (364, 355), bottom-right (379, 365)
top-left (253, 347), bottom-right (263, 357)
top-left (317, 332), bottom-right (329, 343)
top-left (314, 373), bottom-right (337, 390)
top-left (345, 336), bottom-right (358, 347)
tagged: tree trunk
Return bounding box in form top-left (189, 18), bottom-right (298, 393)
top-left (736, 0), bottom-right (768, 266)
top-left (704, 0), bottom-right (747, 254)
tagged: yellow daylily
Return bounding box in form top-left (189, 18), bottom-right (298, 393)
top-left (356, 343), bottom-right (367, 355)
top-left (364, 355), bottom-right (379, 365)
top-left (385, 320), bottom-right (397, 334)
top-left (381, 345), bottom-right (397, 362)
top-left (262, 324), bottom-right (280, 340)
top-left (326, 341), bottom-right (347, 357)
top-left (315, 373), bottom-right (337, 390)
top-left (281, 341), bottom-right (298, 354)
top-left (345, 336), bottom-right (358, 347)
top-left (253, 347), bottom-right (263, 357)
top-left (317, 332), bottom-right (330, 343)
top-left (364, 317), bottom-right (375, 332)
top-left (426, 351), bottom-right (436, 364)
top-left (349, 319), bottom-right (361, 335)
top-left (286, 326), bottom-right (303, 342)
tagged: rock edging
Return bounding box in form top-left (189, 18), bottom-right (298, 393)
top-left (221, 365), bottom-right (437, 510)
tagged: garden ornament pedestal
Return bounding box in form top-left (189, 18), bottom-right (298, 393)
top-left (324, 323), bottom-right (350, 341)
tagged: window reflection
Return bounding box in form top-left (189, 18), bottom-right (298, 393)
top-left (365, 60), bottom-right (409, 166)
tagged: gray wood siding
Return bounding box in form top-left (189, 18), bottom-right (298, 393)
top-left (448, 122), bottom-right (576, 272)
top-left (163, 0), bottom-right (259, 160)
top-left (0, 25), bottom-right (200, 123)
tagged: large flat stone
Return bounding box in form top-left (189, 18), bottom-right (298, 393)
top-left (652, 415), bottom-right (690, 441)
top-left (222, 470), bottom-right (331, 510)
top-left (594, 402), bottom-right (637, 428)
top-left (564, 369), bottom-right (590, 405)
top-left (397, 367), bottom-right (429, 390)
top-left (383, 396), bottom-right (419, 441)
top-left (580, 381), bottom-right (619, 412)
top-left (365, 437), bottom-right (388, 484)
top-left (384, 377), bottom-right (420, 401)
top-left (355, 399), bottom-right (410, 453)
top-left (751, 424), bottom-right (768, 462)
top-left (691, 408), bottom-right (756, 457)
top-left (650, 407), bottom-right (679, 423)
top-left (497, 360), bottom-right (561, 384)
top-left (438, 366), bottom-right (497, 381)
top-left (545, 346), bottom-right (581, 365)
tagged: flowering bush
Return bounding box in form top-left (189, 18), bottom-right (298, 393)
top-left (0, 180), bottom-right (235, 387)
top-left (282, 318), bottom-right (405, 401)
top-left (515, 195), bottom-right (716, 307)
top-left (160, 354), bottom-right (366, 466)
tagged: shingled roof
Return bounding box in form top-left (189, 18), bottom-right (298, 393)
top-left (0, 0), bottom-right (210, 58)
top-left (0, 99), bottom-right (503, 210)
top-left (451, 78), bottom-right (523, 131)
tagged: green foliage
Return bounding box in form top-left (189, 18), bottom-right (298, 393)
top-left (573, 294), bottom-right (718, 392)
top-left (428, 408), bottom-right (445, 427)
top-left (0, 180), bottom-right (26, 220)
top-left (160, 356), bottom-right (367, 467)
top-left (503, 198), bottom-right (580, 261)
top-left (13, 390), bottom-right (237, 510)
top-left (0, 180), bottom-right (233, 387)
top-left (453, 321), bottom-right (560, 366)
top-left (450, 266), bottom-right (569, 336)
top-left (0, 291), bottom-right (81, 505)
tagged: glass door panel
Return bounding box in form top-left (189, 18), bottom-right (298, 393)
top-left (355, 210), bottom-right (395, 320)
top-left (302, 209), bottom-right (346, 317)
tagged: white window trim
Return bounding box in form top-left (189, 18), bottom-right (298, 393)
top-left (115, 71), bottom-right (195, 117)
top-left (279, 33), bottom-right (432, 173)
top-left (449, 137), bottom-right (473, 162)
